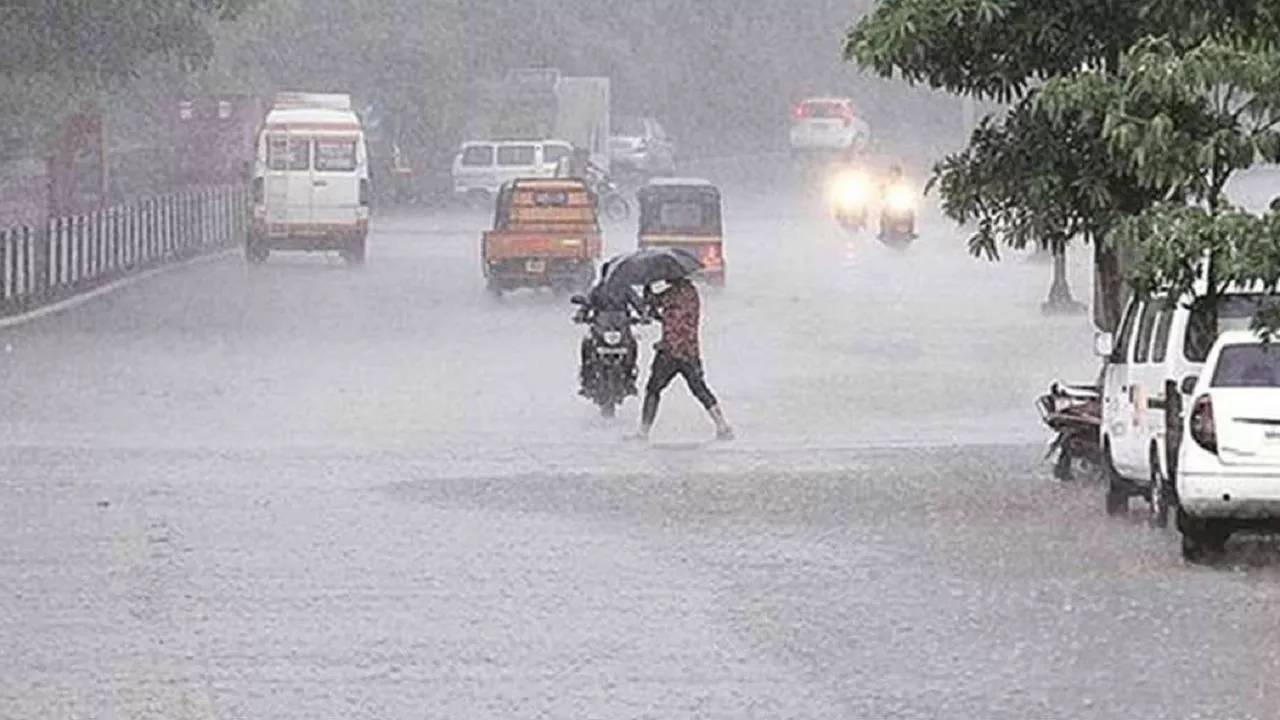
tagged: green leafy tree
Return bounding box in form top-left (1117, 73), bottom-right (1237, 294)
top-left (0, 1), bottom-right (260, 81)
top-left (1041, 35), bottom-right (1280, 335)
top-left (844, 0), bottom-right (1268, 331)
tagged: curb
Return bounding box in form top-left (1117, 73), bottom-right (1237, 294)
top-left (0, 247), bottom-right (238, 331)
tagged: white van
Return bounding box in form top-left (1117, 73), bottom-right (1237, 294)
top-left (249, 92), bottom-right (370, 265)
top-left (1094, 286), bottom-right (1278, 526)
top-left (451, 140), bottom-right (572, 199)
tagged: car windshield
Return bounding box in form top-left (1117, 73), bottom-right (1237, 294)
top-left (1212, 344), bottom-right (1280, 387)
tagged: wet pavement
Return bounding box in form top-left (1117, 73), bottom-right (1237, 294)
top-left (2, 160), bottom-right (1278, 719)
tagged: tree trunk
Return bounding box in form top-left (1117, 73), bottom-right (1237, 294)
top-left (1092, 239), bottom-right (1126, 332)
top-left (1042, 238), bottom-right (1085, 315)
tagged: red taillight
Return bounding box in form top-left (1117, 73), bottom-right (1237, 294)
top-left (792, 105), bottom-right (807, 120)
top-left (1189, 394), bottom-right (1217, 453)
top-left (701, 245), bottom-right (721, 267)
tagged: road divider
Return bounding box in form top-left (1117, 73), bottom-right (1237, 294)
top-left (0, 185), bottom-right (247, 322)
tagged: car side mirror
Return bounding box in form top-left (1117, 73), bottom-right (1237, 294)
top-left (1180, 375), bottom-right (1199, 395)
top-left (1093, 332), bottom-right (1114, 358)
top-left (570, 294), bottom-right (587, 305)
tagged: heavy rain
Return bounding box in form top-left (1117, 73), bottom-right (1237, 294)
top-left (3, 1), bottom-right (1280, 718)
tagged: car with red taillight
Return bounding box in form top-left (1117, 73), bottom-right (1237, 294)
top-left (788, 97), bottom-right (870, 156)
top-left (1175, 330), bottom-right (1280, 562)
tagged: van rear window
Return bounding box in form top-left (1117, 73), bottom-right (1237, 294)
top-left (497, 145), bottom-right (537, 166)
top-left (315, 138), bottom-right (358, 171)
top-left (461, 145), bottom-right (493, 167)
top-left (268, 135), bottom-right (309, 171)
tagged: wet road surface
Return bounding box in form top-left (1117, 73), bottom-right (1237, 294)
top-left (3, 161), bottom-right (1279, 719)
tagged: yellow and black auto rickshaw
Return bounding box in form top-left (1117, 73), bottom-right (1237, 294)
top-left (636, 178), bottom-right (725, 286)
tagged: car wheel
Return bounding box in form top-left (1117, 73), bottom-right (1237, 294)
top-left (1148, 454), bottom-right (1174, 529)
top-left (246, 245), bottom-right (269, 264)
top-left (1180, 514), bottom-right (1229, 564)
top-left (1104, 446), bottom-right (1129, 517)
top-left (245, 237), bottom-right (269, 264)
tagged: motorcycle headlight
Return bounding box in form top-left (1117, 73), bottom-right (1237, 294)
top-left (602, 330), bottom-right (623, 345)
top-left (886, 184), bottom-right (915, 212)
top-left (829, 171), bottom-right (869, 209)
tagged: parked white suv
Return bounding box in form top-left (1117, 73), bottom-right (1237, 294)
top-left (1093, 290), bottom-right (1276, 527)
top-left (1177, 330), bottom-right (1280, 562)
top-left (788, 97), bottom-right (870, 155)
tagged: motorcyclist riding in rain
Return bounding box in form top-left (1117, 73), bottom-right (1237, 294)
top-left (575, 261), bottom-right (644, 400)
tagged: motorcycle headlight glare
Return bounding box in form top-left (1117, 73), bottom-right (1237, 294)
top-left (602, 330), bottom-right (623, 345)
top-left (886, 184), bottom-right (915, 212)
top-left (829, 171), bottom-right (869, 209)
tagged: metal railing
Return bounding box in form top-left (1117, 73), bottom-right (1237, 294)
top-left (0, 185), bottom-right (247, 317)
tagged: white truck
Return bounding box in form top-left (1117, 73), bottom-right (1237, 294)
top-left (463, 69), bottom-right (611, 173)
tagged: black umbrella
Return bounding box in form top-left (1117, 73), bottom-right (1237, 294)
top-left (602, 247), bottom-right (703, 289)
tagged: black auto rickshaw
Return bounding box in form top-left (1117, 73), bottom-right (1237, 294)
top-left (636, 178), bottom-right (725, 286)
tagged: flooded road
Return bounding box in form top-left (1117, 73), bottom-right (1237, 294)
top-left (3, 161), bottom-right (1277, 719)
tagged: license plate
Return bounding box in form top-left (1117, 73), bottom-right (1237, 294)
top-left (525, 260), bottom-right (546, 273)
top-left (596, 347), bottom-right (627, 356)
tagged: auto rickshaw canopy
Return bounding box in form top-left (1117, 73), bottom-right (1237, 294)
top-left (637, 178), bottom-right (722, 237)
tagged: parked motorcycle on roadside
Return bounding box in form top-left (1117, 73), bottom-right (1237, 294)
top-left (1035, 380), bottom-right (1103, 481)
top-left (571, 293), bottom-right (644, 418)
top-left (594, 176), bottom-right (632, 222)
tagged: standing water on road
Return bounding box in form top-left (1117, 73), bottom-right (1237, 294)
top-left (3, 3), bottom-right (1280, 719)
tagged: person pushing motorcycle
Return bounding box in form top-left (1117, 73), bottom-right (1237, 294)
top-left (635, 277), bottom-right (734, 441)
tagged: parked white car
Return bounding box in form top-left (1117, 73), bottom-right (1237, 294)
top-left (1176, 329), bottom-right (1280, 561)
top-left (788, 97), bottom-right (870, 155)
top-left (609, 116), bottom-right (676, 177)
top-left (451, 140), bottom-right (572, 200)
top-left (1093, 290), bottom-right (1276, 527)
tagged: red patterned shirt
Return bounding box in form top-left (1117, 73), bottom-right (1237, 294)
top-left (654, 280), bottom-right (701, 360)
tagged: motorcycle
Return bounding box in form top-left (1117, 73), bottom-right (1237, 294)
top-left (877, 181), bottom-right (918, 250)
top-left (1035, 380), bottom-right (1103, 481)
top-left (826, 167), bottom-right (872, 231)
top-left (592, 174), bottom-right (632, 222)
top-left (571, 294), bottom-right (642, 418)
